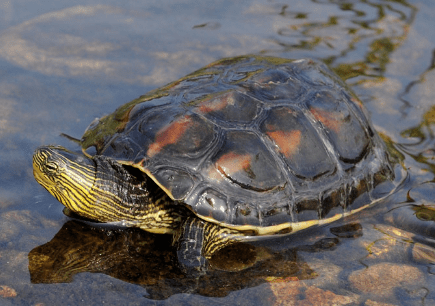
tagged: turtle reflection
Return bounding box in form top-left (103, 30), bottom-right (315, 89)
top-left (29, 220), bottom-right (319, 299)
top-left (384, 205), bottom-right (435, 239)
top-left (412, 205), bottom-right (435, 222)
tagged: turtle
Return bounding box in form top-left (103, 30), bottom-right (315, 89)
top-left (33, 55), bottom-right (394, 272)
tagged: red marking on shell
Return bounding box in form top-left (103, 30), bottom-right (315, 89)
top-left (197, 93), bottom-right (232, 114)
top-left (214, 152), bottom-right (252, 178)
top-left (147, 115), bottom-right (192, 157)
top-left (267, 130), bottom-right (302, 158)
top-left (310, 108), bottom-right (341, 134)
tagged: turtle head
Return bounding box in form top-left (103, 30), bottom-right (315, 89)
top-left (33, 145), bottom-right (96, 213)
top-left (33, 145), bottom-right (180, 232)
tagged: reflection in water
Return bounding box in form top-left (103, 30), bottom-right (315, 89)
top-left (329, 222), bottom-right (363, 238)
top-left (412, 205), bottom-right (435, 222)
top-left (384, 204), bottom-right (435, 239)
top-left (272, 1), bottom-right (417, 84)
top-left (0, 1), bottom-right (417, 87)
top-left (400, 105), bottom-right (435, 174)
top-left (28, 220), bottom-right (360, 299)
top-left (383, 182), bottom-right (435, 246)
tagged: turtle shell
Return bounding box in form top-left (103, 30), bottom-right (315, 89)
top-left (81, 55), bottom-right (394, 234)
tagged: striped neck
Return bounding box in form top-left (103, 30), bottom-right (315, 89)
top-left (89, 155), bottom-right (153, 222)
top-left (33, 146), bottom-right (182, 234)
top-left (32, 146), bottom-right (151, 222)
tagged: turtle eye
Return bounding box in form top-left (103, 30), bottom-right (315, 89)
top-left (45, 162), bottom-right (58, 173)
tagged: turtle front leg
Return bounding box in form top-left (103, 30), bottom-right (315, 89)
top-left (174, 217), bottom-right (244, 273)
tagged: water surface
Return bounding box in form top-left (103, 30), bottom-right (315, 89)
top-left (1, 0), bottom-right (435, 305)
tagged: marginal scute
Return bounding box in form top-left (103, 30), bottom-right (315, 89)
top-left (151, 168), bottom-right (194, 200)
top-left (168, 70), bottom-right (219, 99)
top-left (258, 200), bottom-right (294, 226)
top-left (292, 59), bottom-right (336, 87)
top-left (101, 134), bottom-right (140, 160)
top-left (195, 189), bottom-right (228, 223)
top-left (127, 96), bottom-right (173, 126)
top-left (234, 201), bottom-right (261, 226)
top-left (224, 64), bottom-right (264, 83)
top-left (294, 196), bottom-right (323, 222)
top-left (181, 84), bottom-right (228, 103)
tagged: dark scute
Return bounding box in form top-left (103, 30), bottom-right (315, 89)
top-left (261, 106), bottom-right (336, 180)
top-left (294, 182), bottom-right (371, 221)
top-left (212, 130), bottom-right (286, 192)
top-left (212, 209), bottom-right (227, 223)
top-left (102, 108), bottom-right (187, 158)
top-left (193, 91), bottom-right (261, 124)
top-left (102, 134), bottom-right (141, 160)
top-left (250, 68), bottom-right (291, 84)
top-left (294, 179), bottom-right (370, 222)
top-left (169, 72), bottom-right (217, 94)
top-left (308, 91), bottom-right (369, 163)
top-left (295, 197), bottom-right (321, 220)
top-left (241, 68), bottom-right (305, 101)
top-left (342, 91), bottom-right (375, 138)
top-left (137, 110), bottom-right (216, 158)
top-left (261, 203), bottom-right (293, 227)
top-left (127, 96), bottom-right (173, 126)
top-left (152, 168), bottom-right (194, 200)
top-left (292, 59), bottom-right (336, 87)
top-left (182, 84), bottom-right (229, 104)
top-left (294, 209), bottom-right (319, 223)
top-left (224, 64), bottom-right (265, 83)
top-left (318, 189), bottom-right (346, 219)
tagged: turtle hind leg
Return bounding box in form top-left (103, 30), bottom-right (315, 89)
top-left (174, 217), bottom-right (244, 274)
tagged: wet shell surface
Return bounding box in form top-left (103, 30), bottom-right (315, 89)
top-left (81, 55), bottom-right (394, 235)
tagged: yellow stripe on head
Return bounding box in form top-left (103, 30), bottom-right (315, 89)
top-left (33, 146), bottom-right (97, 216)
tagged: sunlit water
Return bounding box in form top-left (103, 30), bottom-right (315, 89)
top-left (1, 0), bottom-right (435, 305)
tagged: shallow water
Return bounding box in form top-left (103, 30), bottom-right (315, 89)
top-left (1, 0), bottom-right (435, 305)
